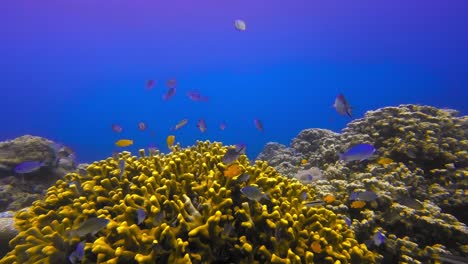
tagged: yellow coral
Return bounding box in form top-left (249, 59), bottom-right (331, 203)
top-left (0, 141), bottom-right (375, 264)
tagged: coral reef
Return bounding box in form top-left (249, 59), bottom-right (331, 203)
top-left (0, 141), bottom-right (376, 264)
top-left (0, 135), bottom-right (78, 212)
top-left (257, 104), bottom-right (468, 263)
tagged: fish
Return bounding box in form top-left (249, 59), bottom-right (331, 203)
top-left (365, 231), bottom-right (386, 247)
top-left (240, 186), bottom-right (269, 201)
top-left (69, 217), bottom-right (110, 237)
top-left (118, 159), bottom-right (125, 180)
top-left (323, 194), bottom-right (336, 204)
top-left (166, 135), bottom-right (175, 148)
top-left (172, 119), bottom-right (188, 130)
top-left (301, 159), bottom-right (308, 165)
top-left (166, 79), bottom-right (177, 88)
top-left (115, 139), bottom-right (133, 147)
top-left (254, 118), bottom-right (263, 131)
top-left (310, 241), bottom-right (322, 253)
top-left (137, 208), bottom-right (146, 225)
top-left (163, 87), bottom-right (176, 100)
top-left (234, 19), bottom-right (246, 31)
top-left (14, 161), bottom-right (44, 174)
top-left (111, 124), bottom-right (123, 133)
top-left (197, 119), bottom-right (207, 132)
top-left (304, 200), bottom-right (325, 207)
top-left (333, 94), bottom-right (352, 117)
top-left (68, 241), bottom-right (85, 264)
top-left (344, 216), bottom-right (352, 227)
top-left (350, 200), bottom-right (366, 208)
top-left (377, 157), bottom-right (394, 167)
top-left (146, 79), bottom-right (155, 90)
top-left (300, 191), bottom-right (308, 201)
top-left (396, 195), bottom-right (423, 210)
top-left (187, 91), bottom-right (209, 102)
top-left (236, 173), bottom-right (250, 182)
top-left (435, 253), bottom-right (468, 264)
top-left (219, 122), bottom-right (226, 130)
top-left (222, 144), bottom-right (246, 164)
top-left (339, 143), bottom-right (376, 162)
top-left (349, 190), bottom-right (378, 202)
top-left (224, 164), bottom-right (242, 177)
top-left (138, 122), bottom-right (147, 131)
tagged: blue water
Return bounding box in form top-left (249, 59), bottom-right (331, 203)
top-left (1, 0), bottom-right (467, 163)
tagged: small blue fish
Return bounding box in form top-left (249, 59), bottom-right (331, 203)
top-left (339, 144), bottom-right (376, 162)
top-left (344, 216), bottom-right (352, 227)
top-left (300, 191), bottom-right (307, 201)
top-left (372, 231), bottom-right (386, 246)
top-left (14, 161), bottom-right (44, 174)
top-left (333, 94), bottom-right (352, 117)
top-left (137, 208), bottom-right (146, 225)
top-left (68, 241), bottom-right (85, 264)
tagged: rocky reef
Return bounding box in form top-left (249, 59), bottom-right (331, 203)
top-left (257, 104), bottom-right (468, 263)
top-left (0, 141), bottom-right (376, 264)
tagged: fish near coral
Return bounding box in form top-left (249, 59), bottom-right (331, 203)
top-left (14, 161), bottom-right (44, 174)
top-left (333, 93), bottom-right (352, 117)
top-left (197, 119), bottom-right (207, 133)
top-left (68, 217), bottom-right (110, 238)
top-left (68, 241), bottom-right (85, 264)
top-left (350, 190), bottom-right (378, 202)
top-left (166, 135), bottom-right (175, 149)
top-left (350, 200), bottom-right (366, 209)
top-left (339, 143), bottom-right (376, 162)
top-left (224, 164), bottom-right (243, 177)
top-left (222, 144), bottom-right (246, 164)
top-left (241, 186), bottom-right (270, 202)
top-left (115, 139), bottom-right (133, 147)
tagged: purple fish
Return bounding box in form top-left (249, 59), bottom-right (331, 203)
top-left (162, 87), bottom-right (176, 100)
top-left (333, 94), bottom-right (352, 117)
top-left (339, 143), bottom-right (376, 162)
top-left (68, 241), bottom-right (85, 264)
top-left (14, 161), bottom-right (44, 174)
top-left (136, 208), bottom-right (146, 225)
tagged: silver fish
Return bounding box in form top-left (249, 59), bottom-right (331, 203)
top-left (69, 217), bottom-right (110, 238)
top-left (339, 144), bottom-right (376, 162)
top-left (333, 94), bottom-right (352, 117)
top-left (240, 186), bottom-right (269, 201)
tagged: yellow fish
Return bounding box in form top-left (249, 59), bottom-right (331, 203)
top-left (377, 157), bottom-right (394, 167)
top-left (172, 119), bottom-right (188, 130)
top-left (115, 139), bottom-right (133, 147)
top-left (350, 200), bottom-right (366, 209)
top-left (166, 135), bottom-right (175, 148)
top-left (301, 159), bottom-right (308, 165)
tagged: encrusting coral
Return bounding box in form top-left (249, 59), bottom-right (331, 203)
top-left (0, 141), bottom-right (376, 264)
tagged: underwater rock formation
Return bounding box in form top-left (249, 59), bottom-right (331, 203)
top-left (257, 104), bottom-right (468, 263)
top-left (0, 141), bottom-right (376, 264)
top-left (0, 135), bottom-right (78, 211)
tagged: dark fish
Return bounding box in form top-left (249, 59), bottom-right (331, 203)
top-left (254, 118), bottom-right (263, 131)
top-left (396, 195), bottom-right (423, 210)
top-left (68, 241), bottom-right (85, 264)
top-left (146, 79), bottom-right (155, 90)
top-left (333, 94), bottom-right (352, 117)
top-left (163, 87), bottom-right (176, 100)
top-left (240, 186), bottom-right (269, 201)
top-left (69, 217), bottom-right (110, 238)
top-left (365, 231), bottom-right (386, 248)
top-left (197, 119), bottom-right (207, 133)
top-left (222, 144), bottom-right (246, 164)
top-left (118, 160), bottom-right (125, 180)
top-left (137, 208), bottom-right (146, 225)
top-left (339, 143), bottom-right (376, 162)
top-left (14, 161), bottom-right (44, 174)
top-left (349, 190), bottom-right (378, 202)
top-left (344, 216), bottom-right (352, 227)
top-left (112, 124), bottom-right (123, 133)
top-left (436, 253), bottom-right (468, 264)
top-left (138, 122), bottom-right (147, 131)
top-left (236, 173), bottom-right (250, 182)
top-left (166, 79), bottom-right (177, 88)
top-left (187, 91), bottom-right (209, 102)
top-left (304, 200), bottom-right (325, 207)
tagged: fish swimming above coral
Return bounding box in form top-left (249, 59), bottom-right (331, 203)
top-left (240, 186), bottom-right (270, 201)
top-left (333, 93), bottom-right (352, 117)
top-left (222, 144), bottom-right (246, 164)
top-left (339, 143), bottom-right (376, 162)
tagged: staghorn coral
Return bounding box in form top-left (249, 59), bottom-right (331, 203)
top-left (0, 141), bottom-right (375, 264)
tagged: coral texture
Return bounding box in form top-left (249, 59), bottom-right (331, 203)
top-left (0, 141), bottom-right (375, 264)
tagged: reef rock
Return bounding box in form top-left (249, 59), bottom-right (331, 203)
top-left (0, 135), bottom-right (78, 212)
top-left (257, 104), bottom-right (468, 263)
